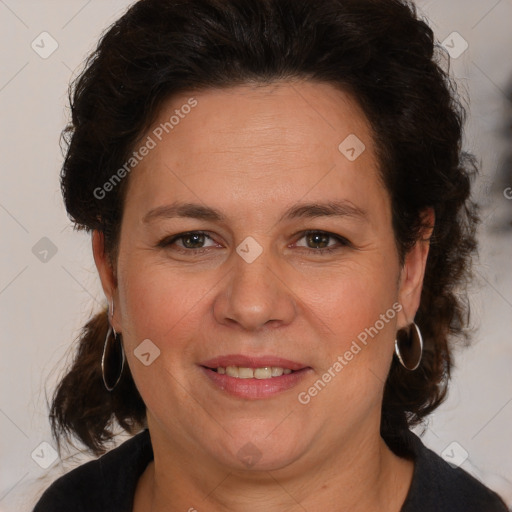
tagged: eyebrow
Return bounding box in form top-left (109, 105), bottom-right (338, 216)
top-left (142, 200), bottom-right (368, 224)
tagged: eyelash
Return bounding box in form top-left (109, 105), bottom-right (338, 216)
top-left (157, 230), bottom-right (351, 256)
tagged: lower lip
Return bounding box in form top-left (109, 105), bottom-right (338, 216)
top-left (200, 366), bottom-right (312, 399)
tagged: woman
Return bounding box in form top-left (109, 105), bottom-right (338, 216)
top-left (33, 0), bottom-right (508, 510)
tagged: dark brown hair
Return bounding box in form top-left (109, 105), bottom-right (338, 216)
top-left (50, 0), bottom-right (478, 455)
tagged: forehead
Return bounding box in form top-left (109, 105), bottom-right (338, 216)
top-left (150, 80), bottom-right (375, 159)
top-left (123, 80), bottom-right (386, 222)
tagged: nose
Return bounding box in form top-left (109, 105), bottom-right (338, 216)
top-left (213, 242), bottom-right (297, 331)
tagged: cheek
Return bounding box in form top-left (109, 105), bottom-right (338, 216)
top-left (115, 259), bottom-right (209, 413)
top-left (117, 262), bottom-right (211, 347)
top-left (299, 261), bottom-right (400, 411)
top-left (115, 245), bottom-right (203, 362)
top-left (301, 263), bottom-right (399, 341)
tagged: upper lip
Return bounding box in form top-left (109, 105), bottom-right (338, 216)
top-left (199, 354), bottom-right (309, 371)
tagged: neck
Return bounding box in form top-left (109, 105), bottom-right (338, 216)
top-left (134, 418), bottom-right (414, 512)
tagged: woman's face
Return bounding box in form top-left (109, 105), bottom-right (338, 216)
top-left (95, 81), bottom-right (427, 473)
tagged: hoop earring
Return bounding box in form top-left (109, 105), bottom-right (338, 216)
top-left (394, 322), bottom-right (423, 371)
top-left (101, 301), bottom-right (125, 391)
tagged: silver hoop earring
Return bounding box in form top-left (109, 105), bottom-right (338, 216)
top-left (394, 322), bottom-right (423, 371)
top-left (101, 302), bottom-right (125, 391)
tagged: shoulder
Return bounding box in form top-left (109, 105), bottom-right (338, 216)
top-left (32, 429), bottom-right (153, 512)
top-left (400, 431), bottom-right (508, 512)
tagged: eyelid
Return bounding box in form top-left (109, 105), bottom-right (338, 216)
top-left (157, 230), bottom-right (218, 250)
top-left (158, 229), bottom-right (352, 255)
top-left (292, 230), bottom-right (352, 249)
top-left (290, 232), bottom-right (352, 257)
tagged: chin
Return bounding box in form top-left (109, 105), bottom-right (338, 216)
top-left (211, 429), bottom-right (307, 472)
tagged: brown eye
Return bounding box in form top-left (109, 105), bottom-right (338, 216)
top-left (305, 232), bottom-right (330, 249)
top-left (180, 232), bottom-right (207, 249)
top-left (158, 231), bottom-right (217, 253)
top-left (294, 230), bottom-right (350, 254)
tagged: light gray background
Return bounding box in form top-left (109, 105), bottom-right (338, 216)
top-left (1, 0), bottom-right (511, 510)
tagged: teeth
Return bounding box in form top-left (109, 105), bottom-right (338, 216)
top-left (226, 366), bottom-right (239, 377)
top-left (254, 367), bottom-right (271, 379)
top-left (218, 366), bottom-right (295, 379)
top-left (238, 367), bottom-right (253, 379)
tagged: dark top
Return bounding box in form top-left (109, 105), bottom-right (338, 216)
top-left (33, 429), bottom-right (508, 511)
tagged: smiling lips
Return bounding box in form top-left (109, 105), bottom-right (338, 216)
top-left (200, 354), bottom-right (312, 398)
top-left (201, 354), bottom-right (307, 375)
top-left (215, 366), bottom-right (293, 379)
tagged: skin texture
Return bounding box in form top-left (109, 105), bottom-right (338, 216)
top-left (93, 81), bottom-right (431, 511)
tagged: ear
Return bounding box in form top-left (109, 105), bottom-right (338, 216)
top-left (396, 208), bottom-right (434, 330)
top-left (92, 230), bottom-right (120, 330)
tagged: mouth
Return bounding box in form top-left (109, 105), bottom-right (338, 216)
top-left (199, 355), bottom-right (312, 398)
top-left (205, 365), bottom-right (297, 379)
